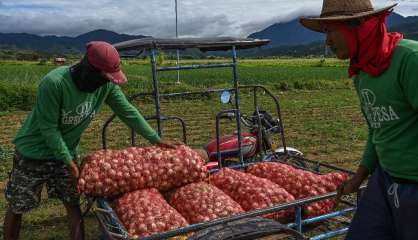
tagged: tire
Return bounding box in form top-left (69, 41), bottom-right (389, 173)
top-left (264, 153), bottom-right (308, 169)
top-left (189, 217), bottom-right (306, 240)
top-left (285, 156), bottom-right (308, 169)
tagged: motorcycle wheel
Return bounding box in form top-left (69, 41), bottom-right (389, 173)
top-left (264, 153), bottom-right (307, 169)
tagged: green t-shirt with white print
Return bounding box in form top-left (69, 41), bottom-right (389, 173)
top-left (14, 66), bottom-right (160, 165)
top-left (353, 39), bottom-right (418, 181)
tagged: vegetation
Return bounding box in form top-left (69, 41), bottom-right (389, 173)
top-left (0, 58), bottom-right (350, 111)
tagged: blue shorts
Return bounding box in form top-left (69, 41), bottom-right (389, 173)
top-left (346, 165), bottom-right (418, 240)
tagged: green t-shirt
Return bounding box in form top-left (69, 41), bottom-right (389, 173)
top-left (14, 66), bottom-right (160, 165)
top-left (353, 39), bottom-right (418, 181)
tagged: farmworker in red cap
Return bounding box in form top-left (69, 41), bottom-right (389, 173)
top-left (300, 0), bottom-right (418, 239)
top-left (3, 41), bottom-right (176, 240)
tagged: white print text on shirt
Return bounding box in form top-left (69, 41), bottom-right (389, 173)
top-left (61, 101), bottom-right (96, 125)
top-left (361, 89), bottom-right (400, 128)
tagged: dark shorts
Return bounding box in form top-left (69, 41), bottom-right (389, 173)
top-left (346, 165), bottom-right (418, 240)
top-left (5, 151), bottom-right (80, 214)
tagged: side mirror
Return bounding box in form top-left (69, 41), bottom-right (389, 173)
top-left (220, 91), bottom-right (232, 104)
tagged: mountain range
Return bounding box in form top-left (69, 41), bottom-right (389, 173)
top-left (1, 12), bottom-right (417, 56)
top-left (248, 12), bottom-right (418, 48)
top-left (0, 30), bottom-right (148, 54)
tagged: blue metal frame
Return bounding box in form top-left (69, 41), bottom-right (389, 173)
top-left (150, 49), bottom-right (162, 137)
top-left (157, 63), bottom-right (235, 71)
top-left (231, 46), bottom-right (244, 165)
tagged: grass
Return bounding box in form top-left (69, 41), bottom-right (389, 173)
top-left (0, 58), bottom-right (365, 239)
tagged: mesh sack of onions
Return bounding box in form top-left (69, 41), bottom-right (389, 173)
top-left (114, 188), bottom-right (188, 238)
top-left (247, 162), bottom-right (348, 218)
top-left (77, 145), bottom-right (208, 197)
top-left (209, 168), bottom-right (295, 221)
top-left (168, 182), bottom-right (244, 224)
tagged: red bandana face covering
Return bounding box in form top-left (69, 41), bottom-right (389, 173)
top-left (326, 11), bottom-right (403, 78)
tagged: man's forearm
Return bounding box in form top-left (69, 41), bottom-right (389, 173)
top-left (352, 164), bottom-right (370, 185)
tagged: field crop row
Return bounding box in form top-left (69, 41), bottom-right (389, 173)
top-left (0, 59), bottom-right (351, 111)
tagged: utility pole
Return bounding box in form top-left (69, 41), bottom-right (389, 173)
top-left (175, 0), bottom-right (180, 84)
top-left (324, 44), bottom-right (328, 57)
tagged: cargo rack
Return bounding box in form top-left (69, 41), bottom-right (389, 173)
top-left (96, 37), bottom-right (364, 240)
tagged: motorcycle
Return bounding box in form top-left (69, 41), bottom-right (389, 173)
top-left (204, 91), bottom-right (304, 169)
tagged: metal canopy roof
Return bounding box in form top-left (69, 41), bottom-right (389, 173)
top-left (113, 37), bottom-right (270, 51)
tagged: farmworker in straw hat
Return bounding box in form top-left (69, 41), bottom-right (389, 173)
top-left (300, 0), bottom-right (418, 239)
top-left (3, 41), bottom-right (179, 240)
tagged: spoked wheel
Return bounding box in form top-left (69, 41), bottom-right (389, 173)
top-left (283, 155), bottom-right (307, 169)
top-left (264, 153), bottom-right (307, 169)
top-left (189, 217), bottom-right (306, 240)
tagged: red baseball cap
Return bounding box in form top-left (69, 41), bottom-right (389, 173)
top-left (86, 41), bottom-right (127, 85)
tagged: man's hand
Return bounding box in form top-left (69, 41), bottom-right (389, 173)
top-left (69, 160), bottom-right (80, 178)
top-left (335, 165), bottom-right (369, 207)
top-left (335, 177), bottom-right (362, 203)
top-left (157, 139), bottom-right (181, 149)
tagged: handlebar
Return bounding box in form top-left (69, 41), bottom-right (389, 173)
top-left (219, 112), bottom-right (236, 119)
top-left (219, 111), bottom-right (280, 132)
top-left (219, 112), bottom-right (255, 128)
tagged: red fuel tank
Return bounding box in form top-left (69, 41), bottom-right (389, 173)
top-left (204, 133), bottom-right (257, 161)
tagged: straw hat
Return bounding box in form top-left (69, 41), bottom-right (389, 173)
top-left (300, 0), bottom-right (397, 32)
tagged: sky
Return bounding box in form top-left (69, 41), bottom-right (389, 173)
top-left (0, 0), bottom-right (417, 38)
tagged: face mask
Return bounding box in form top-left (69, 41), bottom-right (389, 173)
top-left (70, 57), bottom-right (109, 93)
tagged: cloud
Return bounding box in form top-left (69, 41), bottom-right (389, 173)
top-left (0, 0), bottom-right (415, 37)
top-left (240, 7), bottom-right (322, 37)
